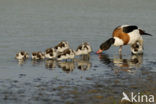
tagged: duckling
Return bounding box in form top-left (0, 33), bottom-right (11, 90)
top-left (45, 48), bottom-right (57, 59)
top-left (57, 49), bottom-right (75, 61)
top-left (15, 51), bottom-right (29, 60)
top-left (58, 61), bottom-right (75, 73)
top-left (31, 52), bottom-right (45, 60)
top-left (131, 40), bottom-right (143, 55)
top-left (75, 42), bottom-right (92, 56)
top-left (54, 41), bottom-right (70, 52)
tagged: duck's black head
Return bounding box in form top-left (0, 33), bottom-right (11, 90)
top-left (96, 38), bottom-right (115, 54)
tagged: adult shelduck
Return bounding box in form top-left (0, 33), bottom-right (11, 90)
top-left (96, 25), bottom-right (152, 54)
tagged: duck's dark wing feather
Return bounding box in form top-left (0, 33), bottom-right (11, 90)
top-left (123, 25), bottom-right (138, 33)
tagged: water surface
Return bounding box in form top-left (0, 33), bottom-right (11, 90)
top-left (0, 0), bottom-right (156, 103)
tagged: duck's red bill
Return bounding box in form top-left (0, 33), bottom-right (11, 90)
top-left (96, 49), bottom-right (103, 54)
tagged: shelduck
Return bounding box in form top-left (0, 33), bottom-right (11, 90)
top-left (96, 25), bottom-right (152, 54)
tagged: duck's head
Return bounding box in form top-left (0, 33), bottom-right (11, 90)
top-left (96, 38), bottom-right (115, 54)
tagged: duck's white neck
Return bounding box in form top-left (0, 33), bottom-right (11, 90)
top-left (113, 37), bottom-right (124, 46)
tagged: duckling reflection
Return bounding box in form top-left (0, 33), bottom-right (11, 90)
top-left (79, 54), bottom-right (90, 60)
top-left (99, 54), bottom-right (143, 73)
top-left (17, 59), bottom-right (25, 65)
top-left (113, 55), bottom-right (143, 70)
top-left (58, 61), bottom-right (75, 73)
top-left (45, 59), bottom-right (57, 69)
top-left (76, 55), bottom-right (92, 71)
top-left (31, 60), bottom-right (44, 66)
top-left (129, 55), bottom-right (143, 68)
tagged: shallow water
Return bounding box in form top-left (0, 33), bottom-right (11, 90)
top-left (0, 0), bottom-right (156, 103)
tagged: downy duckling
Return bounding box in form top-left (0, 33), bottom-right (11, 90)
top-left (16, 51), bottom-right (29, 60)
top-left (57, 49), bottom-right (75, 61)
top-left (45, 48), bottom-right (57, 59)
top-left (54, 41), bottom-right (70, 52)
top-left (31, 52), bottom-right (45, 60)
top-left (75, 42), bottom-right (92, 56)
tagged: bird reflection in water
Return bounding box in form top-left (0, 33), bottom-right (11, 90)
top-left (98, 53), bottom-right (143, 73)
top-left (58, 54), bottom-right (92, 73)
top-left (31, 59), bottom-right (45, 67)
top-left (58, 61), bottom-right (75, 73)
top-left (113, 54), bottom-right (143, 73)
top-left (76, 55), bottom-right (91, 71)
top-left (45, 59), bottom-right (57, 69)
top-left (16, 59), bottom-right (26, 65)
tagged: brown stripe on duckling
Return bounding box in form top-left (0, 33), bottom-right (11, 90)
top-left (21, 51), bottom-right (25, 55)
top-left (62, 49), bottom-right (71, 55)
top-left (112, 26), bottom-right (130, 45)
top-left (76, 45), bottom-right (82, 51)
top-left (55, 42), bottom-right (65, 49)
top-left (46, 48), bottom-right (53, 53)
top-left (32, 52), bottom-right (37, 56)
top-left (84, 45), bottom-right (89, 49)
top-left (83, 42), bottom-right (90, 49)
top-left (32, 52), bottom-right (43, 59)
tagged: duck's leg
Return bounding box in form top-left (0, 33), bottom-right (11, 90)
top-left (118, 46), bottom-right (122, 55)
top-left (138, 37), bottom-right (144, 54)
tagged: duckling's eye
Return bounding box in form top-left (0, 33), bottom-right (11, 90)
top-left (32, 53), bottom-right (36, 56)
top-left (62, 44), bottom-right (65, 47)
top-left (58, 55), bottom-right (61, 58)
top-left (78, 66), bottom-right (81, 69)
top-left (21, 52), bottom-right (24, 55)
top-left (134, 49), bottom-right (138, 52)
top-left (136, 45), bottom-right (139, 48)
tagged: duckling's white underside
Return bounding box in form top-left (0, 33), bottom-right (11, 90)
top-left (76, 49), bottom-right (89, 55)
top-left (45, 53), bottom-right (57, 59)
top-left (75, 45), bottom-right (92, 55)
top-left (16, 53), bottom-right (29, 60)
top-left (16, 54), bottom-right (24, 60)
